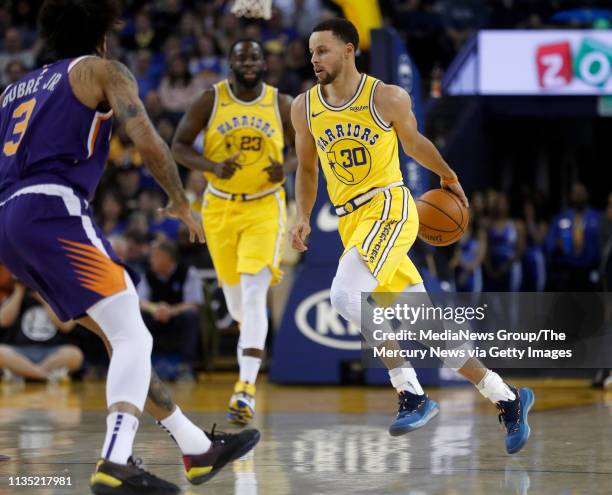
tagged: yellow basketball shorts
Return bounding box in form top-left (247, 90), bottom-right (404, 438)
top-left (202, 188), bottom-right (286, 286)
top-left (338, 185), bottom-right (422, 293)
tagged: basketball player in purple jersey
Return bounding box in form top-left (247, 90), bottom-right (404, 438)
top-left (0, 1), bottom-right (259, 493)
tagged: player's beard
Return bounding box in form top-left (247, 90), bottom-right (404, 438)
top-left (234, 69), bottom-right (264, 89)
top-left (318, 65), bottom-right (340, 85)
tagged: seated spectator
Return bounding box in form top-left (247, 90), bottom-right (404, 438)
top-left (0, 282), bottom-right (83, 383)
top-left (0, 27), bottom-right (34, 86)
top-left (138, 239), bottom-right (204, 381)
top-left (3, 59), bottom-right (28, 89)
top-left (97, 189), bottom-right (128, 236)
top-left (159, 55), bottom-right (207, 116)
top-left (545, 182), bottom-right (601, 291)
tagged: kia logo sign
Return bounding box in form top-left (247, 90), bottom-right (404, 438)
top-left (295, 289), bottom-right (362, 350)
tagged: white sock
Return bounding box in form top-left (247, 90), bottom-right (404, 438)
top-left (240, 356), bottom-right (261, 384)
top-left (158, 406), bottom-right (211, 455)
top-left (389, 366), bottom-right (424, 395)
top-left (476, 370), bottom-right (516, 403)
top-left (101, 412), bottom-right (138, 464)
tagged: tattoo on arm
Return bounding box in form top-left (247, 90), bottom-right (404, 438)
top-left (147, 370), bottom-right (176, 413)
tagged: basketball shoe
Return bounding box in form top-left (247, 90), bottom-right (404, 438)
top-left (90, 456), bottom-right (179, 495)
top-left (227, 381), bottom-right (255, 426)
top-left (497, 386), bottom-right (535, 454)
top-left (183, 425), bottom-right (260, 484)
top-left (388, 391), bottom-right (440, 436)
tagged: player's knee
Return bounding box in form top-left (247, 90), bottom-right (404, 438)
top-left (330, 276), bottom-right (356, 321)
top-left (242, 282), bottom-right (267, 309)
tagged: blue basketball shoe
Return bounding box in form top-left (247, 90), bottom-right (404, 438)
top-left (497, 386), bottom-right (535, 454)
top-left (389, 391), bottom-right (440, 436)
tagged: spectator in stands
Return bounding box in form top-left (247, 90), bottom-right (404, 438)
top-left (178, 10), bottom-right (202, 55)
top-left (123, 229), bottom-right (150, 274)
top-left (0, 282), bottom-right (83, 383)
top-left (189, 33), bottom-right (224, 78)
top-left (115, 164), bottom-right (142, 214)
top-left (0, 27), bottom-right (34, 85)
top-left (123, 10), bottom-right (162, 51)
top-left (159, 55), bottom-right (207, 115)
top-left (3, 58), bottom-right (27, 87)
top-left (546, 182), bottom-right (601, 291)
top-left (265, 51), bottom-right (302, 96)
top-left (278, 0), bottom-right (323, 37)
top-left (140, 189), bottom-right (181, 240)
top-left (216, 13), bottom-right (241, 54)
top-left (450, 221), bottom-right (486, 292)
top-left (138, 239), bottom-right (204, 381)
top-left (131, 48), bottom-right (159, 99)
top-left (97, 189), bottom-right (127, 237)
top-left (521, 197), bottom-right (548, 291)
top-left (484, 192), bottom-right (525, 291)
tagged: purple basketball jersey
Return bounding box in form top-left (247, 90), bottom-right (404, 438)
top-left (0, 56), bottom-right (113, 202)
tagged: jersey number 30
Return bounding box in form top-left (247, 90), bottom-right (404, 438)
top-left (3, 98), bottom-right (37, 157)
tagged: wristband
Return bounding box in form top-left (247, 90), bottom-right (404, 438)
top-left (440, 175), bottom-right (458, 185)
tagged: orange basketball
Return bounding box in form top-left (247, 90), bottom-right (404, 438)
top-left (415, 189), bottom-right (469, 246)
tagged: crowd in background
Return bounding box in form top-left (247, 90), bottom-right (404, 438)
top-left (1, 0), bottom-right (612, 381)
top-left (421, 183), bottom-right (612, 295)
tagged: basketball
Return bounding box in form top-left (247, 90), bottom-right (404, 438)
top-left (416, 189), bottom-right (469, 246)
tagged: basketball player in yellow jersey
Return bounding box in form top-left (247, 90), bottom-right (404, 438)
top-left (290, 19), bottom-right (534, 454)
top-left (172, 40), bottom-right (295, 426)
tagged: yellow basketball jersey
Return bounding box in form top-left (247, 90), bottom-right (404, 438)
top-left (306, 74), bottom-right (403, 207)
top-left (204, 80), bottom-right (284, 194)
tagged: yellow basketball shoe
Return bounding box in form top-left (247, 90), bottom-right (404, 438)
top-left (227, 381), bottom-right (256, 426)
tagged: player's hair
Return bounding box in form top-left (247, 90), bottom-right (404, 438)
top-left (312, 18), bottom-right (359, 52)
top-left (38, 0), bottom-right (122, 60)
top-left (228, 38), bottom-right (266, 58)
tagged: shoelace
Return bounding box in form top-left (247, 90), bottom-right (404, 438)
top-left (497, 401), bottom-right (521, 433)
top-left (208, 423), bottom-right (230, 444)
top-left (398, 392), bottom-right (425, 413)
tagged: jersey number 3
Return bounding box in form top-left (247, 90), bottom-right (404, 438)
top-left (3, 97), bottom-right (37, 157)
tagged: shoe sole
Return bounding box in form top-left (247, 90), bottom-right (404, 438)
top-left (188, 431), bottom-right (261, 485)
top-left (227, 402), bottom-right (254, 426)
top-left (388, 402), bottom-right (440, 437)
top-left (507, 388), bottom-right (535, 455)
top-left (91, 482), bottom-right (180, 495)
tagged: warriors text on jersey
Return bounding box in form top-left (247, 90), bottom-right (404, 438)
top-left (201, 80), bottom-right (286, 286)
top-left (305, 74), bottom-right (422, 292)
top-left (306, 74), bottom-right (403, 208)
top-left (203, 80), bottom-right (284, 195)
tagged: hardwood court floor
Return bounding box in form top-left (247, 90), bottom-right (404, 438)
top-left (0, 374), bottom-right (610, 494)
